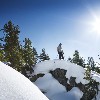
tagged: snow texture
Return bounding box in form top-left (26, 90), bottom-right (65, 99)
top-left (34, 60), bottom-right (100, 100)
top-left (51, 87), bottom-right (83, 100)
top-left (35, 73), bottom-right (83, 100)
top-left (91, 71), bottom-right (100, 83)
top-left (34, 60), bottom-right (88, 84)
top-left (0, 61), bottom-right (49, 100)
top-left (35, 73), bottom-right (66, 98)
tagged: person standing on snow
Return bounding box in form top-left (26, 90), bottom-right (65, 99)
top-left (57, 43), bottom-right (64, 60)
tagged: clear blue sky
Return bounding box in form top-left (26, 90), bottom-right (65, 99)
top-left (0, 0), bottom-right (100, 61)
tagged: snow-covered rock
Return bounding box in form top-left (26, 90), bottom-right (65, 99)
top-left (34, 60), bottom-right (88, 84)
top-left (33, 60), bottom-right (100, 100)
top-left (35, 73), bottom-right (66, 98)
top-left (0, 61), bottom-right (49, 100)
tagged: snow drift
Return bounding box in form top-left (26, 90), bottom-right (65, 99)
top-left (0, 61), bottom-right (49, 100)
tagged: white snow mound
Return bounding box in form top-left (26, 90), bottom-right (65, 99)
top-left (0, 61), bottom-right (49, 100)
top-left (51, 87), bottom-right (83, 100)
top-left (34, 60), bottom-right (88, 84)
top-left (34, 60), bottom-right (100, 100)
top-left (35, 73), bottom-right (66, 98)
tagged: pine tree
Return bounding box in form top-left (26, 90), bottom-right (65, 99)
top-left (94, 67), bottom-right (100, 74)
top-left (72, 50), bottom-right (80, 64)
top-left (33, 47), bottom-right (38, 65)
top-left (87, 57), bottom-right (96, 71)
top-left (71, 50), bottom-right (85, 67)
top-left (22, 38), bottom-right (37, 77)
top-left (39, 48), bottom-right (50, 62)
top-left (94, 55), bottom-right (100, 73)
top-left (2, 21), bottom-right (24, 72)
top-left (0, 43), bottom-right (4, 61)
top-left (84, 66), bottom-right (99, 99)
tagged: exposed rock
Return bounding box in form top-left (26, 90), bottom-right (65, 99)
top-left (49, 68), bottom-right (97, 100)
top-left (49, 68), bottom-right (68, 88)
top-left (33, 67), bottom-right (98, 100)
top-left (30, 74), bottom-right (44, 82)
top-left (66, 83), bottom-right (72, 91)
top-left (69, 76), bottom-right (76, 87)
top-left (76, 82), bottom-right (85, 92)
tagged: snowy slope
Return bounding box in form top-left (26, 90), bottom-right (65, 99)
top-left (33, 60), bottom-right (100, 100)
top-left (0, 61), bottom-right (49, 100)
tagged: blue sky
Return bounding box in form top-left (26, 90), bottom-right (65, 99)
top-left (1, 0), bottom-right (100, 61)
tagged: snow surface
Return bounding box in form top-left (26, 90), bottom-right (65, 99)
top-left (51, 87), bottom-right (83, 100)
top-left (35, 73), bottom-right (66, 98)
top-left (0, 61), bottom-right (49, 100)
top-left (34, 60), bottom-right (100, 100)
top-left (34, 60), bottom-right (88, 84)
top-left (35, 73), bottom-right (83, 100)
top-left (91, 71), bottom-right (100, 83)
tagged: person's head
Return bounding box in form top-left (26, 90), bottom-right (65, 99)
top-left (59, 43), bottom-right (62, 46)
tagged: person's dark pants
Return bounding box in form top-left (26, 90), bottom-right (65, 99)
top-left (58, 52), bottom-right (64, 60)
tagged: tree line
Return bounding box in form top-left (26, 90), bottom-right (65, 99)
top-left (0, 21), bottom-right (100, 78)
top-left (0, 21), bottom-right (100, 98)
top-left (0, 21), bottom-right (50, 78)
top-left (68, 50), bottom-right (100, 74)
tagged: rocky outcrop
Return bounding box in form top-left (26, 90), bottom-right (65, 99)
top-left (49, 68), bottom-right (97, 100)
top-left (50, 68), bottom-right (68, 87)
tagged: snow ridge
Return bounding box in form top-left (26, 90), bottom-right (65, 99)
top-left (0, 61), bottom-right (49, 100)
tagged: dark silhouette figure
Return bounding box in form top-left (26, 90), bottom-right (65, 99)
top-left (57, 43), bottom-right (64, 60)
